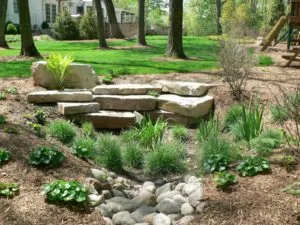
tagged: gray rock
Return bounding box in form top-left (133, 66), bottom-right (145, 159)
top-left (173, 194), bottom-right (188, 206)
top-left (175, 183), bottom-right (185, 192)
top-left (132, 189), bottom-right (157, 208)
top-left (134, 223), bottom-right (149, 225)
top-left (153, 213), bottom-right (171, 225)
top-left (105, 197), bottom-right (135, 214)
top-left (27, 91), bottom-right (93, 103)
top-left (131, 206), bottom-right (156, 223)
top-left (102, 190), bottom-right (112, 199)
top-left (92, 84), bottom-right (162, 95)
top-left (109, 171), bottom-right (117, 178)
top-left (142, 181), bottom-right (156, 193)
top-left (167, 214), bottom-right (181, 222)
top-left (124, 189), bottom-right (139, 199)
top-left (173, 215), bottom-right (195, 225)
top-left (103, 217), bottom-right (113, 225)
top-left (112, 211), bottom-right (137, 225)
top-left (112, 189), bottom-right (126, 197)
top-left (88, 194), bottom-right (105, 207)
top-left (143, 213), bottom-right (157, 224)
top-left (156, 199), bottom-right (181, 214)
top-left (186, 176), bottom-right (202, 184)
top-left (182, 183), bottom-right (201, 196)
top-left (91, 169), bottom-right (108, 183)
top-left (107, 177), bottom-right (114, 185)
top-left (157, 191), bottom-right (181, 203)
top-left (181, 203), bottom-right (194, 216)
top-left (188, 188), bottom-right (203, 207)
top-left (155, 183), bottom-right (173, 196)
top-left (195, 202), bottom-right (207, 214)
top-left (96, 203), bottom-right (113, 218)
top-left (58, 102), bottom-right (99, 115)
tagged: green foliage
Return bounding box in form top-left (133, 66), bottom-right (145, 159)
top-left (82, 122), bottom-right (96, 139)
top-left (79, 8), bottom-right (97, 39)
top-left (121, 128), bottom-right (140, 143)
top-left (281, 155), bottom-right (296, 172)
top-left (281, 182), bottom-right (300, 196)
top-left (123, 143), bottom-right (144, 169)
top-left (214, 172), bottom-right (237, 190)
top-left (203, 154), bottom-right (230, 174)
top-left (35, 109), bottom-right (47, 125)
top-left (6, 23), bottom-right (17, 35)
top-left (71, 138), bottom-right (96, 159)
top-left (171, 125), bottom-right (189, 142)
top-left (223, 105), bottom-right (244, 131)
top-left (4, 127), bottom-right (18, 134)
top-left (0, 148), bottom-right (12, 165)
top-left (95, 135), bottom-right (123, 172)
top-left (46, 53), bottom-right (74, 90)
top-left (0, 182), bottom-right (19, 197)
top-left (144, 143), bottom-right (186, 176)
top-left (269, 0), bottom-right (286, 26)
top-left (54, 10), bottom-right (80, 40)
top-left (6, 87), bottom-right (18, 95)
top-left (237, 156), bottom-right (270, 177)
top-left (49, 120), bottom-right (76, 144)
top-left (103, 74), bottom-right (113, 84)
top-left (30, 123), bottom-right (46, 138)
top-left (28, 146), bottom-right (65, 167)
top-left (0, 92), bottom-right (6, 100)
top-left (271, 105), bottom-right (289, 123)
top-left (147, 90), bottom-right (160, 97)
top-left (0, 115), bottom-right (7, 124)
top-left (258, 55), bottom-right (274, 66)
top-left (197, 117), bottom-right (220, 143)
top-left (43, 180), bottom-right (88, 205)
top-left (41, 21), bottom-right (50, 30)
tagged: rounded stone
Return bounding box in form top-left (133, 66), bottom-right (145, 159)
top-left (156, 199), bottom-right (181, 214)
top-left (181, 203), bottom-right (194, 216)
top-left (153, 213), bottom-right (171, 225)
top-left (112, 211), bottom-right (137, 225)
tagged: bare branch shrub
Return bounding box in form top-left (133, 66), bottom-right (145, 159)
top-left (219, 38), bottom-right (257, 101)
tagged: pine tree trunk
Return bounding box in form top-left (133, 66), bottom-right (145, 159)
top-left (95, 0), bottom-right (108, 48)
top-left (18, 0), bottom-right (40, 57)
top-left (216, 0), bottom-right (222, 35)
top-left (104, 0), bottom-right (125, 38)
top-left (0, 0), bottom-right (9, 48)
top-left (138, 0), bottom-right (147, 46)
top-left (166, 0), bottom-right (186, 59)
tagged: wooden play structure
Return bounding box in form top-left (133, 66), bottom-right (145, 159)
top-left (261, 0), bottom-right (300, 66)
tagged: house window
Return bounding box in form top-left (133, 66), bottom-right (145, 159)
top-left (77, 6), bottom-right (84, 15)
top-left (52, 5), bottom-right (57, 23)
top-left (13, 0), bottom-right (19, 13)
top-left (46, 3), bottom-right (57, 24)
top-left (46, 4), bottom-right (51, 23)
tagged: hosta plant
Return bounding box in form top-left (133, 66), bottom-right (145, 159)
top-left (214, 172), bottom-right (237, 190)
top-left (28, 146), bottom-right (65, 167)
top-left (43, 180), bottom-right (88, 206)
top-left (0, 182), bottom-right (19, 197)
top-left (236, 156), bottom-right (270, 177)
top-left (203, 154), bottom-right (230, 174)
top-left (0, 148), bottom-right (12, 165)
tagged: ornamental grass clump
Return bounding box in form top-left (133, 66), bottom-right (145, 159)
top-left (197, 117), bottom-right (220, 143)
top-left (71, 137), bottom-right (96, 159)
top-left (123, 143), bottom-right (144, 169)
top-left (82, 122), bottom-right (96, 139)
top-left (171, 125), bottom-right (189, 142)
top-left (48, 119), bottom-right (76, 144)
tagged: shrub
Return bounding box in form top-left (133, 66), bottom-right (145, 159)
top-left (79, 8), bottom-right (97, 39)
top-left (82, 122), bottom-right (96, 139)
top-left (123, 143), bottom-right (144, 169)
top-left (41, 21), bottom-right (50, 30)
top-left (103, 74), bottom-right (113, 84)
top-left (0, 115), bottom-right (7, 124)
top-left (203, 154), bottom-right (230, 174)
top-left (0, 148), bottom-right (12, 165)
top-left (0, 182), bottom-right (19, 197)
top-left (54, 10), bottom-right (80, 40)
top-left (43, 180), bottom-right (88, 205)
top-left (223, 105), bottom-right (243, 131)
top-left (171, 125), bottom-right (189, 142)
top-left (214, 172), bottom-right (237, 190)
top-left (35, 109), bottom-right (47, 125)
top-left (144, 143), bottom-right (186, 176)
top-left (71, 138), bottom-right (96, 159)
top-left (219, 38), bottom-right (257, 100)
top-left (6, 23), bottom-right (17, 35)
top-left (48, 120), bottom-right (76, 144)
top-left (197, 117), bottom-right (220, 143)
top-left (46, 53), bottom-right (74, 90)
top-left (28, 146), bottom-right (65, 167)
top-left (95, 135), bottom-right (123, 172)
top-left (236, 156), bottom-right (270, 177)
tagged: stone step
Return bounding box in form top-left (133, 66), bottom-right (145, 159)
top-left (93, 95), bottom-right (156, 111)
top-left (58, 102), bottom-right (100, 115)
top-left (157, 94), bottom-right (214, 118)
top-left (75, 111), bottom-right (137, 129)
top-left (92, 84), bottom-right (162, 95)
top-left (156, 80), bottom-right (218, 97)
top-left (27, 91), bottom-right (93, 103)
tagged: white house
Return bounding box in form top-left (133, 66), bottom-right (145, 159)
top-left (5, 0), bottom-right (135, 29)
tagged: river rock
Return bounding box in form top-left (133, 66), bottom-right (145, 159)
top-left (112, 211), bottom-right (137, 225)
top-left (181, 203), bottom-right (194, 216)
top-left (153, 213), bottom-right (171, 225)
top-left (156, 199), bottom-right (181, 214)
top-left (131, 206), bottom-right (156, 223)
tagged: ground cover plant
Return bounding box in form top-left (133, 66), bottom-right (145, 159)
top-left (214, 171), bottom-right (237, 190)
top-left (0, 148), bottom-right (12, 165)
top-left (82, 122), bottom-right (96, 139)
top-left (236, 156), bottom-right (270, 177)
top-left (35, 109), bottom-right (48, 125)
top-left (48, 119), bottom-right (76, 144)
top-left (71, 138), bottom-right (96, 159)
top-left (28, 146), bottom-right (65, 167)
top-left (0, 115), bottom-right (7, 124)
top-left (0, 182), bottom-right (19, 197)
top-left (123, 143), bottom-right (144, 169)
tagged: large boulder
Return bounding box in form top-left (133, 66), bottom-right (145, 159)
top-left (155, 199), bottom-right (181, 214)
top-left (32, 61), bottom-right (99, 89)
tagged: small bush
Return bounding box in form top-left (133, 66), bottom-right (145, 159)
top-left (28, 146), bottom-right (65, 167)
top-left (236, 156), bottom-right (270, 177)
top-left (82, 122), bottom-right (96, 139)
top-left (271, 105), bottom-right (289, 123)
top-left (103, 74), bottom-right (113, 84)
top-left (144, 143), bottom-right (186, 176)
top-left (223, 105), bottom-right (243, 131)
top-left (0, 148), bottom-right (12, 165)
top-left (71, 138), bottom-right (96, 159)
top-left (35, 109), bottom-right (47, 125)
top-left (0, 115), bottom-right (7, 124)
top-left (203, 154), bottom-right (230, 174)
top-left (0, 182), bottom-right (19, 197)
top-left (281, 155), bottom-right (297, 172)
top-left (30, 123), bottom-right (46, 138)
top-left (43, 180), bottom-right (88, 205)
top-left (95, 135), bottom-right (123, 172)
top-left (48, 120), bottom-right (76, 144)
top-left (41, 21), bottom-right (50, 29)
top-left (79, 8), bottom-right (97, 39)
top-left (171, 125), bottom-right (189, 142)
top-left (197, 117), bottom-right (220, 143)
top-left (214, 172), bottom-right (237, 190)
top-left (123, 143), bottom-right (144, 169)
top-left (54, 10), bottom-right (80, 40)
top-left (6, 23), bottom-right (17, 35)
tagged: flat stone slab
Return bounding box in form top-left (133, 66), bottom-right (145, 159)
top-left (58, 102), bottom-right (100, 115)
top-left (92, 84), bottom-right (162, 95)
top-left (27, 91), bottom-right (93, 103)
top-left (157, 95), bottom-right (214, 118)
top-left (78, 111), bottom-right (137, 129)
top-left (156, 80), bottom-right (218, 97)
top-left (93, 95), bottom-right (156, 111)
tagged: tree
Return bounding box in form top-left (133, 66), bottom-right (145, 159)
top-left (269, 0), bottom-right (286, 26)
top-left (104, 0), bottom-right (125, 38)
top-left (138, 0), bottom-right (147, 46)
top-left (0, 0), bottom-right (9, 48)
top-left (95, 0), bottom-right (108, 48)
top-left (216, 0), bottom-right (222, 35)
top-left (18, 0), bottom-right (40, 57)
top-left (166, 0), bottom-right (186, 58)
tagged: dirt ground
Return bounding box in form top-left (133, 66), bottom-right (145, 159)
top-left (0, 44), bottom-right (300, 225)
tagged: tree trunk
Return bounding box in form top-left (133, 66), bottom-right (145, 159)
top-left (166, 0), bottom-right (186, 59)
top-left (18, 0), bottom-right (40, 57)
top-left (216, 0), bottom-right (222, 35)
top-left (103, 0), bottom-right (125, 38)
top-left (95, 0), bottom-right (108, 48)
top-left (0, 0), bottom-right (9, 48)
top-left (138, 0), bottom-right (147, 46)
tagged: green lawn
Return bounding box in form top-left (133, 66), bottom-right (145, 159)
top-left (0, 36), bottom-right (220, 78)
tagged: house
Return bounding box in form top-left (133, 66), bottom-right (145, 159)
top-left (5, 0), bottom-right (135, 29)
